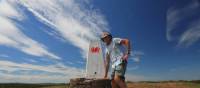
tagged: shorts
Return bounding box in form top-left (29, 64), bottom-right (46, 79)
top-left (111, 60), bottom-right (127, 80)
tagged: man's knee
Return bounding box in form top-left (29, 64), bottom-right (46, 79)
top-left (114, 75), bottom-right (127, 88)
top-left (114, 75), bottom-right (123, 83)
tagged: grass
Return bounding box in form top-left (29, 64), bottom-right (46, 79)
top-left (0, 83), bottom-right (69, 88)
top-left (127, 82), bottom-right (200, 88)
top-left (186, 83), bottom-right (200, 88)
top-left (0, 81), bottom-right (199, 88)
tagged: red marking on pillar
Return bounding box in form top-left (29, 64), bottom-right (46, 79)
top-left (90, 47), bottom-right (100, 53)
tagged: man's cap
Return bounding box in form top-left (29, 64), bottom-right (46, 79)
top-left (101, 32), bottom-right (111, 39)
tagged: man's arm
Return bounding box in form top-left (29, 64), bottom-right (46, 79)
top-left (104, 53), bottom-right (110, 78)
top-left (121, 39), bottom-right (131, 55)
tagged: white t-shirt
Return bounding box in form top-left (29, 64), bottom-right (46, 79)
top-left (105, 38), bottom-right (124, 68)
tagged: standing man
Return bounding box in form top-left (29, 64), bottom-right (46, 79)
top-left (101, 32), bottom-right (131, 88)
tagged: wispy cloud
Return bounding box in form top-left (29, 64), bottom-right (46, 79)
top-left (130, 51), bottom-right (144, 63)
top-left (77, 61), bottom-right (85, 64)
top-left (0, 73), bottom-right (75, 83)
top-left (0, 54), bottom-right (9, 58)
top-left (167, 0), bottom-right (200, 47)
top-left (178, 20), bottom-right (200, 47)
top-left (17, 0), bottom-right (109, 58)
top-left (0, 0), bottom-right (61, 60)
top-left (127, 66), bottom-right (139, 71)
top-left (0, 60), bottom-right (82, 74)
top-left (0, 59), bottom-right (83, 83)
top-left (0, 0), bottom-right (109, 83)
top-left (127, 51), bottom-right (144, 71)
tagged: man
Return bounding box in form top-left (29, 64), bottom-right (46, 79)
top-left (101, 32), bottom-right (131, 88)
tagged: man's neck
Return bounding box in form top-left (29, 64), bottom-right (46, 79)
top-left (106, 40), bottom-right (112, 46)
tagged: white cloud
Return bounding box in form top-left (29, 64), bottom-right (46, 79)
top-left (77, 61), bottom-right (85, 64)
top-left (127, 51), bottom-right (144, 72)
top-left (0, 0), bottom-right (61, 60)
top-left (0, 72), bottom-right (79, 83)
top-left (26, 59), bottom-right (37, 63)
top-left (0, 73), bottom-right (69, 83)
top-left (0, 0), bottom-right (109, 83)
top-left (0, 60), bottom-right (82, 75)
top-left (127, 65), bottom-right (139, 71)
top-left (0, 54), bottom-right (9, 58)
top-left (66, 61), bottom-right (74, 65)
top-left (130, 51), bottom-right (144, 63)
top-left (167, 0), bottom-right (200, 47)
top-left (178, 20), bottom-right (200, 47)
top-left (0, 0), bottom-right (23, 19)
top-left (17, 0), bottom-right (109, 58)
top-left (0, 59), bottom-right (83, 83)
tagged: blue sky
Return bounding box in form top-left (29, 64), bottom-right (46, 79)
top-left (0, 0), bottom-right (200, 83)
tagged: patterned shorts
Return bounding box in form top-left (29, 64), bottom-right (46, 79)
top-left (111, 60), bottom-right (127, 80)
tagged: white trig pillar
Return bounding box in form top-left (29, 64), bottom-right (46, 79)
top-left (86, 40), bottom-right (105, 78)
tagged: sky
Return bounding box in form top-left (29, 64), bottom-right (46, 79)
top-left (0, 0), bottom-right (200, 83)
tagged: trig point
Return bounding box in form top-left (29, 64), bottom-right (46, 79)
top-left (69, 40), bottom-right (111, 88)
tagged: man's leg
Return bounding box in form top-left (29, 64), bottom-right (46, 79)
top-left (111, 79), bottom-right (119, 88)
top-left (114, 61), bottom-right (127, 88)
top-left (111, 68), bottom-right (119, 88)
top-left (114, 75), bottom-right (127, 88)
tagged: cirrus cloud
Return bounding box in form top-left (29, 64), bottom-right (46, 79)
top-left (0, 0), bottom-right (61, 60)
top-left (0, 59), bottom-right (83, 83)
top-left (167, 0), bottom-right (200, 47)
top-left (17, 0), bottom-right (109, 58)
top-left (0, 0), bottom-right (109, 83)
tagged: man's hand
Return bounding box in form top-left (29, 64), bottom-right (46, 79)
top-left (121, 39), bottom-right (131, 61)
top-left (122, 53), bottom-right (129, 61)
top-left (104, 74), bottom-right (108, 79)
